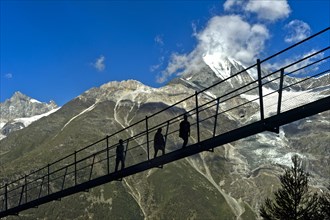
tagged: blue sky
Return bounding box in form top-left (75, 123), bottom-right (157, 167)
top-left (1, 0), bottom-right (329, 106)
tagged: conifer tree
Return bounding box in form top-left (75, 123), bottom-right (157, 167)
top-left (318, 186), bottom-right (330, 219)
top-left (259, 155), bottom-right (319, 220)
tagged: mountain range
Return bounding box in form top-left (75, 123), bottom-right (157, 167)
top-left (0, 57), bottom-right (329, 219)
top-left (0, 92), bottom-right (58, 140)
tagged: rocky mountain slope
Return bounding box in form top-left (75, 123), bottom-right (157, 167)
top-left (0, 92), bottom-right (58, 139)
top-left (0, 58), bottom-right (329, 219)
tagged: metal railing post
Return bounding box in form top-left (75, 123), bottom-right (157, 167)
top-left (270, 68), bottom-right (286, 133)
top-left (19, 185), bottom-right (25, 205)
top-left (277, 68), bottom-right (285, 115)
top-left (38, 177), bottom-right (44, 198)
top-left (89, 155), bottom-right (96, 181)
top-left (5, 184), bottom-right (8, 210)
top-left (125, 139), bottom-right (129, 158)
top-left (213, 98), bottom-right (220, 138)
top-left (25, 175), bottom-right (27, 203)
top-left (62, 167), bottom-right (68, 190)
top-left (195, 91), bottom-right (200, 143)
top-left (74, 151), bottom-right (77, 186)
top-left (145, 116), bottom-right (150, 160)
top-left (257, 59), bottom-right (265, 120)
top-left (164, 121), bottom-right (169, 147)
top-left (106, 136), bottom-right (110, 174)
top-left (47, 164), bottom-right (50, 195)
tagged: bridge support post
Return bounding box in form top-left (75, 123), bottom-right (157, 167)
top-left (257, 59), bottom-right (264, 121)
top-left (195, 91), bottom-right (200, 143)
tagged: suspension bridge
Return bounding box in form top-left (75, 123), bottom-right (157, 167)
top-left (0, 27), bottom-right (329, 218)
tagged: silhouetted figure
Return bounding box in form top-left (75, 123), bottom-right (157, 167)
top-left (179, 114), bottom-right (190, 148)
top-left (115, 139), bottom-right (125, 172)
top-left (154, 128), bottom-right (165, 158)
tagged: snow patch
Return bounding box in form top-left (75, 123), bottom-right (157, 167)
top-left (180, 78), bottom-right (217, 100)
top-left (241, 87), bottom-right (325, 117)
top-left (245, 67), bottom-right (258, 81)
top-left (14, 108), bottom-right (60, 127)
top-left (204, 91), bottom-right (217, 99)
top-left (0, 122), bottom-right (6, 130)
top-left (180, 78), bottom-right (197, 88)
top-left (254, 147), bottom-right (305, 168)
top-left (255, 132), bottom-right (285, 147)
top-left (203, 54), bottom-right (232, 80)
top-left (61, 104), bottom-right (96, 131)
top-left (271, 152), bottom-right (306, 167)
top-left (30, 98), bottom-right (41, 104)
top-left (319, 119), bottom-right (330, 124)
top-left (316, 72), bottom-right (330, 79)
top-left (228, 57), bottom-right (243, 70)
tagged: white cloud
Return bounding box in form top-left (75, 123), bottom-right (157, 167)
top-left (245, 0), bottom-right (291, 21)
top-left (197, 15), bottom-right (269, 63)
top-left (154, 35), bottom-right (164, 46)
top-left (4, 73), bottom-right (13, 79)
top-left (264, 49), bottom-right (324, 76)
top-left (156, 50), bottom-right (205, 83)
top-left (191, 21), bottom-right (198, 37)
top-left (150, 56), bottom-right (165, 73)
top-left (284, 20), bottom-right (311, 43)
top-left (224, 0), bottom-right (291, 22)
top-left (156, 1), bottom-right (301, 83)
top-left (157, 15), bottom-right (270, 83)
top-left (201, 15), bottom-right (269, 63)
top-left (223, 0), bottom-right (244, 11)
top-left (93, 55), bottom-right (105, 72)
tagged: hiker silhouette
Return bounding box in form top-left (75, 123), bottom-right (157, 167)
top-left (179, 114), bottom-right (190, 148)
top-left (115, 139), bottom-right (125, 172)
top-left (154, 128), bottom-right (165, 158)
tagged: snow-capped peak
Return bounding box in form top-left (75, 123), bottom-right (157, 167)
top-left (30, 98), bottom-right (41, 104)
top-left (203, 54), bottom-right (234, 80)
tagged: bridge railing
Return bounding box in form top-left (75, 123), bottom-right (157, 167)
top-left (0, 27), bottom-right (329, 214)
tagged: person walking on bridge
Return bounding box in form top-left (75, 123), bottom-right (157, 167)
top-left (115, 139), bottom-right (125, 172)
top-left (154, 128), bottom-right (165, 158)
top-left (179, 114), bottom-right (190, 148)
